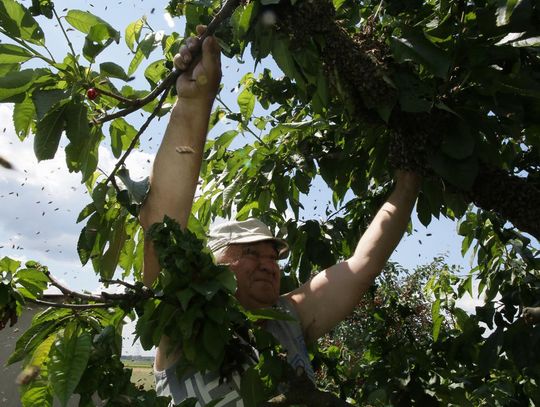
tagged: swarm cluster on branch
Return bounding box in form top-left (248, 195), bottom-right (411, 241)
top-left (273, 0), bottom-right (540, 241)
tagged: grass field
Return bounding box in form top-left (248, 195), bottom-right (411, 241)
top-left (123, 357), bottom-right (155, 390)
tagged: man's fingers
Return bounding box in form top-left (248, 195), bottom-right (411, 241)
top-left (201, 36), bottom-right (221, 74)
top-left (186, 36), bottom-right (201, 53)
top-left (173, 45), bottom-right (191, 70)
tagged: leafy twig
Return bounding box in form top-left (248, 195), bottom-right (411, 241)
top-left (44, 269), bottom-right (103, 302)
top-left (0, 27), bottom-right (56, 65)
top-left (95, 0), bottom-right (241, 125)
top-left (100, 279), bottom-right (138, 290)
top-left (94, 85), bottom-right (141, 105)
top-left (215, 95), bottom-right (269, 147)
top-left (29, 299), bottom-right (111, 309)
top-left (52, 7), bottom-right (78, 68)
top-left (104, 85), bottom-right (169, 186)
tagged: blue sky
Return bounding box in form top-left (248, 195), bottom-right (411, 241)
top-left (0, 0), bottom-right (478, 355)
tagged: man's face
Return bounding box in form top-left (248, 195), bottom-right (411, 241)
top-left (224, 241), bottom-right (281, 309)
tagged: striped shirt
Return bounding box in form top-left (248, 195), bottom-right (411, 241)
top-left (154, 297), bottom-right (314, 406)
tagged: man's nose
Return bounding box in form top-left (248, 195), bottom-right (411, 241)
top-left (258, 258), bottom-right (279, 274)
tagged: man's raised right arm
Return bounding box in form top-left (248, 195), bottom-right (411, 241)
top-left (139, 27), bottom-right (221, 287)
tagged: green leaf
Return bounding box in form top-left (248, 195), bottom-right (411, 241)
top-left (13, 95), bottom-right (36, 140)
top-left (427, 151), bottom-right (479, 190)
top-left (28, 333), bottom-right (56, 367)
top-left (125, 17), bottom-right (145, 52)
top-left (65, 104), bottom-right (100, 181)
top-left (203, 322), bottom-right (223, 360)
top-left (91, 182), bottom-right (108, 214)
top-left (49, 330), bottom-right (91, 407)
top-left (21, 384), bottom-right (53, 407)
top-left (34, 99), bottom-right (69, 161)
top-left (0, 69), bottom-right (35, 102)
top-left (144, 59), bottom-right (168, 87)
top-left (65, 10), bottom-right (119, 41)
top-left (128, 47), bottom-right (145, 76)
top-left (0, 256), bottom-right (21, 273)
top-left (109, 118), bottom-right (138, 158)
top-left (496, 0), bottom-right (522, 26)
top-left (176, 288), bottom-right (195, 310)
top-left (272, 38), bottom-right (302, 81)
top-left (240, 367), bottom-right (267, 407)
top-left (508, 36), bottom-right (540, 47)
top-left (65, 99), bottom-right (91, 152)
top-left (99, 62), bottom-right (131, 81)
top-left (0, 0), bottom-right (45, 45)
top-left (238, 87), bottom-right (255, 121)
top-left (8, 319), bottom-right (61, 364)
top-left (416, 192), bottom-right (432, 227)
top-left (394, 71), bottom-right (434, 113)
top-left (236, 2), bottom-right (256, 39)
top-left (432, 314), bottom-right (443, 342)
top-left (100, 215), bottom-right (128, 281)
top-left (390, 28), bottom-right (451, 79)
top-left (215, 270), bottom-right (237, 293)
top-left (32, 89), bottom-right (69, 121)
top-left (441, 120), bottom-right (475, 160)
top-left (0, 62), bottom-right (20, 76)
top-left (431, 297), bottom-right (441, 321)
top-left (0, 43), bottom-right (34, 63)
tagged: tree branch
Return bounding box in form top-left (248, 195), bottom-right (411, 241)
top-left (93, 86), bottom-right (140, 105)
top-left (44, 269), bottom-right (103, 302)
top-left (470, 166), bottom-right (540, 241)
top-left (28, 299), bottom-right (111, 309)
top-left (261, 373), bottom-right (353, 407)
top-left (104, 86), bottom-right (169, 186)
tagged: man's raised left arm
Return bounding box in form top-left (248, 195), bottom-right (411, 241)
top-left (285, 171), bottom-right (421, 343)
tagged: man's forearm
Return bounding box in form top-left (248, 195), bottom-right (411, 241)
top-left (350, 172), bottom-right (421, 278)
top-left (140, 100), bottom-right (213, 286)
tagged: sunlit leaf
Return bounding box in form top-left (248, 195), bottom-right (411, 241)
top-left (125, 17), bottom-right (145, 52)
top-left (49, 330), bottom-right (91, 407)
top-left (0, 69), bottom-right (35, 102)
top-left (65, 10), bottom-right (119, 41)
top-left (100, 62), bottom-right (131, 81)
top-left (0, 43), bottom-right (34, 63)
top-left (34, 99), bottom-right (69, 161)
top-left (13, 95), bottom-right (36, 140)
top-left (0, 0), bottom-right (45, 45)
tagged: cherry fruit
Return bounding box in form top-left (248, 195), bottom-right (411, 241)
top-left (86, 88), bottom-right (99, 100)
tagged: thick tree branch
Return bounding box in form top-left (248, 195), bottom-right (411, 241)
top-left (261, 374), bottom-right (353, 407)
top-left (470, 166), bottom-right (540, 241)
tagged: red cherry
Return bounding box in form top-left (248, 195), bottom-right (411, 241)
top-left (86, 88), bottom-right (98, 100)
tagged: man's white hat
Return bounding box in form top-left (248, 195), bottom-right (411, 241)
top-left (208, 218), bottom-right (289, 259)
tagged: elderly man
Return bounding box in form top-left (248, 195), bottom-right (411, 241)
top-left (139, 25), bottom-right (421, 406)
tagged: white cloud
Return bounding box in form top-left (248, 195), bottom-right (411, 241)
top-left (0, 104), bottom-right (155, 285)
